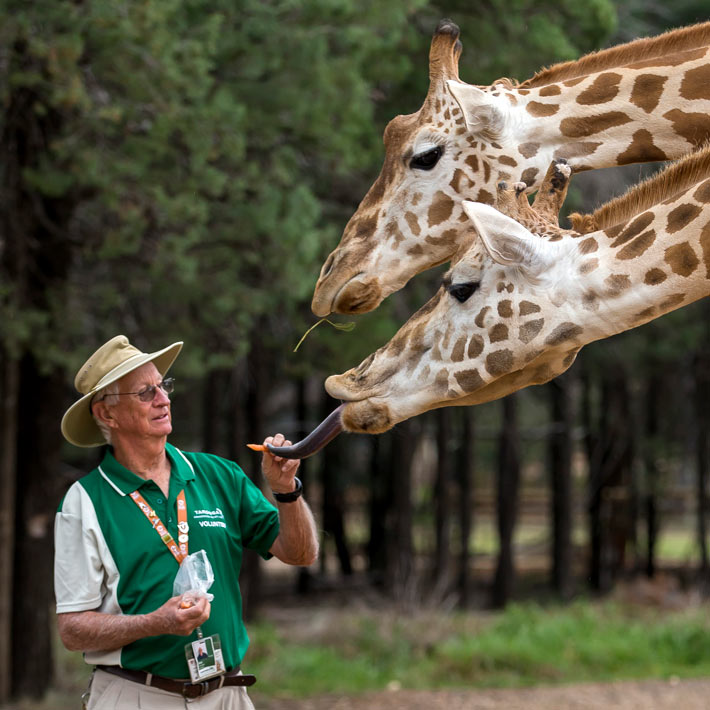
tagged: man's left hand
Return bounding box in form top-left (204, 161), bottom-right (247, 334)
top-left (261, 433), bottom-right (300, 494)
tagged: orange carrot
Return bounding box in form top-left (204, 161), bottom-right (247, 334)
top-left (246, 444), bottom-right (267, 452)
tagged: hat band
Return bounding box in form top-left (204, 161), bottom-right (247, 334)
top-left (91, 352), bottom-right (146, 393)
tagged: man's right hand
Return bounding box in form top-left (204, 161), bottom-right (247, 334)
top-left (150, 595), bottom-right (211, 636)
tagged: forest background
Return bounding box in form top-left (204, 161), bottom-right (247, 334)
top-left (1, 0), bottom-right (710, 704)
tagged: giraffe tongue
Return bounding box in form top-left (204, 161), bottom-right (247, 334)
top-left (266, 404), bottom-right (344, 459)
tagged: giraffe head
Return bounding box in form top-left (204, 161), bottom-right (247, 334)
top-left (312, 20), bottom-right (505, 316)
top-left (325, 184), bottom-right (587, 432)
top-left (312, 20), bottom-right (710, 317)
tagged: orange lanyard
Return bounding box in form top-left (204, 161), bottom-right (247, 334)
top-left (129, 489), bottom-right (188, 564)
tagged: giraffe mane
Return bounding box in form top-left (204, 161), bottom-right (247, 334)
top-left (517, 21), bottom-right (710, 89)
top-left (568, 142), bottom-right (710, 233)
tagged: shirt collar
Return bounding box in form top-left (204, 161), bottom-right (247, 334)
top-left (97, 442), bottom-right (195, 496)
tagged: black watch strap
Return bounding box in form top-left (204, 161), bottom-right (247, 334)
top-left (272, 476), bottom-right (303, 503)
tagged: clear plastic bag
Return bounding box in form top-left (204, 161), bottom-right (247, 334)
top-left (173, 549), bottom-right (215, 605)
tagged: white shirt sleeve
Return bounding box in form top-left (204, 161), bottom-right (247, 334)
top-left (54, 482), bottom-right (120, 615)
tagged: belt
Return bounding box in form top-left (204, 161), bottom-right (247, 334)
top-left (96, 664), bottom-right (256, 700)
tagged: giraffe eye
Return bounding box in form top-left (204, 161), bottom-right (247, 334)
top-left (447, 281), bottom-right (479, 303)
top-left (410, 146), bottom-right (443, 170)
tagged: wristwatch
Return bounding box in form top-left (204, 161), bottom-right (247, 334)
top-left (272, 477), bottom-right (303, 503)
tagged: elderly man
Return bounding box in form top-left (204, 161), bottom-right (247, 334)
top-left (55, 335), bottom-right (318, 708)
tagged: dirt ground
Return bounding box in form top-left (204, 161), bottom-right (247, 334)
top-left (258, 678), bottom-right (710, 710)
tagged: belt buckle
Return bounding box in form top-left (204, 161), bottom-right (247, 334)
top-left (182, 680), bottom-right (209, 700)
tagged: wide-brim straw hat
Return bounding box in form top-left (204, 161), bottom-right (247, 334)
top-left (61, 335), bottom-right (183, 448)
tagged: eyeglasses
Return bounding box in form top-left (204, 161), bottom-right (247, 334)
top-left (100, 377), bottom-right (175, 403)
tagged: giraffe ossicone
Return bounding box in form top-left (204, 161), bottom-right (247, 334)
top-left (311, 20), bottom-right (710, 317)
top-left (323, 144), bottom-right (710, 435)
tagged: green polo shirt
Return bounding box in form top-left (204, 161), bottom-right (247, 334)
top-left (54, 443), bottom-right (279, 678)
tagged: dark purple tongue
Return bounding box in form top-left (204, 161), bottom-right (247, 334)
top-left (266, 404), bottom-right (344, 459)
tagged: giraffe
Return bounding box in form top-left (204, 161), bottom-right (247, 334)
top-left (317, 142), bottom-right (710, 438)
top-left (311, 19), bottom-right (710, 318)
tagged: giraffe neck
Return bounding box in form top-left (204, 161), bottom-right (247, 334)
top-left (573, 192), bottom-right (710, 343)
top-left (489, 47), bottom-right (710, 180)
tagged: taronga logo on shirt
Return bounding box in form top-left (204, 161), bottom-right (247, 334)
top-left (193, 507), bottom-right (227, 530)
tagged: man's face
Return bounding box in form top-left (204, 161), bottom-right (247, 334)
top-left (106, 362), bottom-right (172, 444)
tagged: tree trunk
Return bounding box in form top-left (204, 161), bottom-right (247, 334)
top-left (643, 373), bottom-right (662, 579)
top-left (457, 407), bottom-right (474, 608)
top-left (693, 326), bottom-right (710, 591)
top-left (433, 408), bottom-right (452, 593)
top-left (492, 395), bottom-right (521, 608)
top-left (548, 374), bottom-right (573, 599)
top-left (586, 363), bottom-right (634, 593)
top-left (2, 44), bottom-right (77, 696)
top-left (240, 332), bottom-right (268, 620)
top-left (294, 377), bottom-right (313, 595)
top-left (12, 358), bottom-right (66, 696)
top-left (367, 434), bottom-right (389, 585)
top-left (320, 391), bottom-right (352, 578)
top-left (0, 355), bottom-right (18, 701)
top-left (387, 419), bottom-right (417, 600)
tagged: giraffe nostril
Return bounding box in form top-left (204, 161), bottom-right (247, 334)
top-left (321, 253), bottom-right (335, 279)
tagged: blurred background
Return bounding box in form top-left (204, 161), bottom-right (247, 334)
top-left (2, 0), bottom-right (710, 707)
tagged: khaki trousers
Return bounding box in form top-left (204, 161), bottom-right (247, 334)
top-left (86, 668), bottom-right (256, 710)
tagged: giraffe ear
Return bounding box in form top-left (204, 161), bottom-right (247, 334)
top-left (447, 80), bottom-right (504, 137)
top-left (462, 201), bottom-right (551, 275)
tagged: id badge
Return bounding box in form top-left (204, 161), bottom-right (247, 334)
top-left (185, 634), bottom-right (226, 683)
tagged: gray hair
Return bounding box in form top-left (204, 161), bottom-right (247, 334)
top-left (91, 381), bottom-right (121, 445)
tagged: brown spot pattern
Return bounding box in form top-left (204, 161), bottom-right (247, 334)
top-left (659, 293), bottom-right (686, 310)
top-left (579, 259), bottom-right (599, 275)
top-left (545, 322), bottom-right (583, 346)
top-left (405, 211), bottom-right (421, 236)
top-left (451, 336), bottom-right (467, 363)
top-left (467, 335), bottom-right (484, 359)
top-left (604, 274), bottom-right (631, 294)
top-left (497, 300), bottom-right (513, 318)
top-left (455, 369), bottom-right (484, 392)
top-left (630, 74), bottom-right (667, 113)
top-left (476, 189), bottom-right (495, 204)
top-left (576, 72), bottom-right (622, 105)
top-left (617, 129), bottom-right (668, 165)
top-left (579, 237), bottom-right (598, 254)
top-left (518, 142), bottom-right (540, 158)
top-left (474, 307), bottom-right (490, 328)
top-left (465, 155), bottom-right (479, 173)
top-left (539, 85), bottom-right (561, 96)
top-left (520, 167), bottom-right (539, 187)
top-left (428, 192), bottom-right (455, 227)
top-left (665, 242), bottom-right (699, 276)
top-left (663, 110), bottom-right (710, 147)
top-left (498, 155), bottom-right (518, 167)
top-left (644, 268), bottom-right (667, 285)
top-left (693, 179), bottom-right (710, 203)
top-left (486, 349), bottom-right (514, 377)
top-left (489, 324), bottom-right (509, 343)
top-left (560, 112), bottom-right (632, 138)
top-left (610, 212), bottom-right (655, 247)
top-left (553, 142), bottom-right (602, 160)
top-left (519, 319), bottom-right (544, 344)
top-left (616, 230), bottom-right (656, 260)
top-left (449, 169), bottom-right (465, 193)
top-left (519, 300), bottom-right (541, 315)
top-left (680, 64), bottom-right (710, 100)
top-left (666, 203), bottom-right (702, 233)
top-left (526, 101), bottom-right (560, 117)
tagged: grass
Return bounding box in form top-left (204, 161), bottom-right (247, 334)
top-left (4, 597), bottom-right (710, 708)
top-left (246, 599), bottom-right (710, 702)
